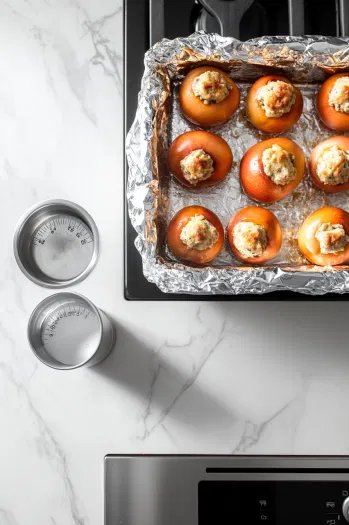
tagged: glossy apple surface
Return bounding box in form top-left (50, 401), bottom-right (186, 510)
top-left (168, 130), bottom-right (233, 187)
top-left (179, 66), bottom-right (240, 127)
top-left (317, 73), bottom-right (349, 132)
top-left (298, 206), bottom-right (349, 266)
top-left (227, 206), bottom-right (282, 264)
top-left (308, 135), bottom-right (349, 193)
top-left (240, 137), bottom-right (305, 203)
top-left (246, 75), bottom-right (303, 133)
top-left (167, 206), bottom-right (224, 264)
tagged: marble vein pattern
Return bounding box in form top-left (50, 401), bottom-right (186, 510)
top-left (2, 1), bottom-right (349, 524)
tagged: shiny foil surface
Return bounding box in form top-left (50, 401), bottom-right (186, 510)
top-left (126, 33), bottom-right (349, 295)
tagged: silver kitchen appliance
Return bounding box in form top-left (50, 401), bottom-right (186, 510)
top-left (105, 455), bottom-right (349, 524)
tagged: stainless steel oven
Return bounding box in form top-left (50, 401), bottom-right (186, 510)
top-left (105, 455), bottom-right (349, 524)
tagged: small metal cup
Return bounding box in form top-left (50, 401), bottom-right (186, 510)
top-left (14, 199), bottom-right (99, 288)
top-left (28, 292), bottom-right (116, 370)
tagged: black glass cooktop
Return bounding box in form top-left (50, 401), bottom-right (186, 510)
top-left (124, 0), bottom-right (349, 300)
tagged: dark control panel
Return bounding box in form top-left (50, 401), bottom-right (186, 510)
top-left (199, 481), bottom-right (349, 524)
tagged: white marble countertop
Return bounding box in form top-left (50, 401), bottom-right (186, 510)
top-left (2, 1), bottom-right (349, 524)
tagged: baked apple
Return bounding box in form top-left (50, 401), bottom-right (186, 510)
top-left (309, 136), bottom-right (349, 193)
top-left (179, 66), bottom-right (240, 127)
top-left (167, 206), bottom-right (224, 264)
top-left (227, 206), bottom-right (282, 264)
top-left (317, 73), bottom-right (349, 131)
top-left (168, 131), bottom-right (233, 187)
top-left (246, 75), bottom-right (303, 133)
top-left (240, 137), bottom-right (305, 203)
top-left (298, 206), bottom-right (349, 266)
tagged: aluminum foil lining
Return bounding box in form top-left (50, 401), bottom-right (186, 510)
top-left (126, 32), bottom-right (349, 295)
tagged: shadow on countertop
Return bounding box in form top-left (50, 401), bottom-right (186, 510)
top-left (207, 300), bottom-right (349, 368)
top-left (92, 319), bottom-right (237, 434)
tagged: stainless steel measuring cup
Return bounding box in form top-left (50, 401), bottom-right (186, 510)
top-left (28, 292), bottom-right (116, 370)
top-left (14, 199), bottom-right (99, 288)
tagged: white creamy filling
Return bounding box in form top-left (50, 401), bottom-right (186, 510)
top-left (316, 145), bottom-right (349, 186)
top-left (180, 149), bottom-right (214, 185)
top-left (233, 221), bottom-right (267, 258)
top-left (329, 76), bottom-right (349, 114)
top-left (262, 144), bottom-right (296, 186)
top-left (192, 71), bottom-right (231, 105)
top-left (180, 215), bottom-right (219, 251)
top-left (315, 222), bottom-right (349, 254)
top-left (257, 80), bottom-right (296, 118)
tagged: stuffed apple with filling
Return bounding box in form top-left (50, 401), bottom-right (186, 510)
top-left (179, 66), bottom-right (240, 127)
top-left (227, 206), bottom-right (282, 264)
top-left (298, 206), bottom-right (349, 266)
top-left (240, 137), bottom-right (305, 203)
top-left (317, 73), bottom-right (349, 132)
top-left (167, 206), bottom-right (224, 264)
top-left (246, 75), bottom-right (303, 133)
top-left (308, 136), bottom-right (349, 193)
top-left (168, 131), bottom-right (233, 188)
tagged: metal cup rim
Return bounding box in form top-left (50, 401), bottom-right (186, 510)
top-left (13, 199), bottom-right (99, 288)
top-left (27, 292), bottom-right (104, 370)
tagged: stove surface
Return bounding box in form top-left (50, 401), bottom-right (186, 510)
top-left (124, 0), bottom-right (349, 300)
top-left (105, 455), bottom-right (349, 524)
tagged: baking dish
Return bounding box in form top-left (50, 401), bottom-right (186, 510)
top-left (126, 33), bottom-right (349, 295)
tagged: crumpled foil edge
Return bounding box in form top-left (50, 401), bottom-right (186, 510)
top-left (126, 32), bottom-right (349, 295)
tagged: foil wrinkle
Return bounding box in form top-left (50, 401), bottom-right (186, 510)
top-left (126, 33), bottom-right (349, 295)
